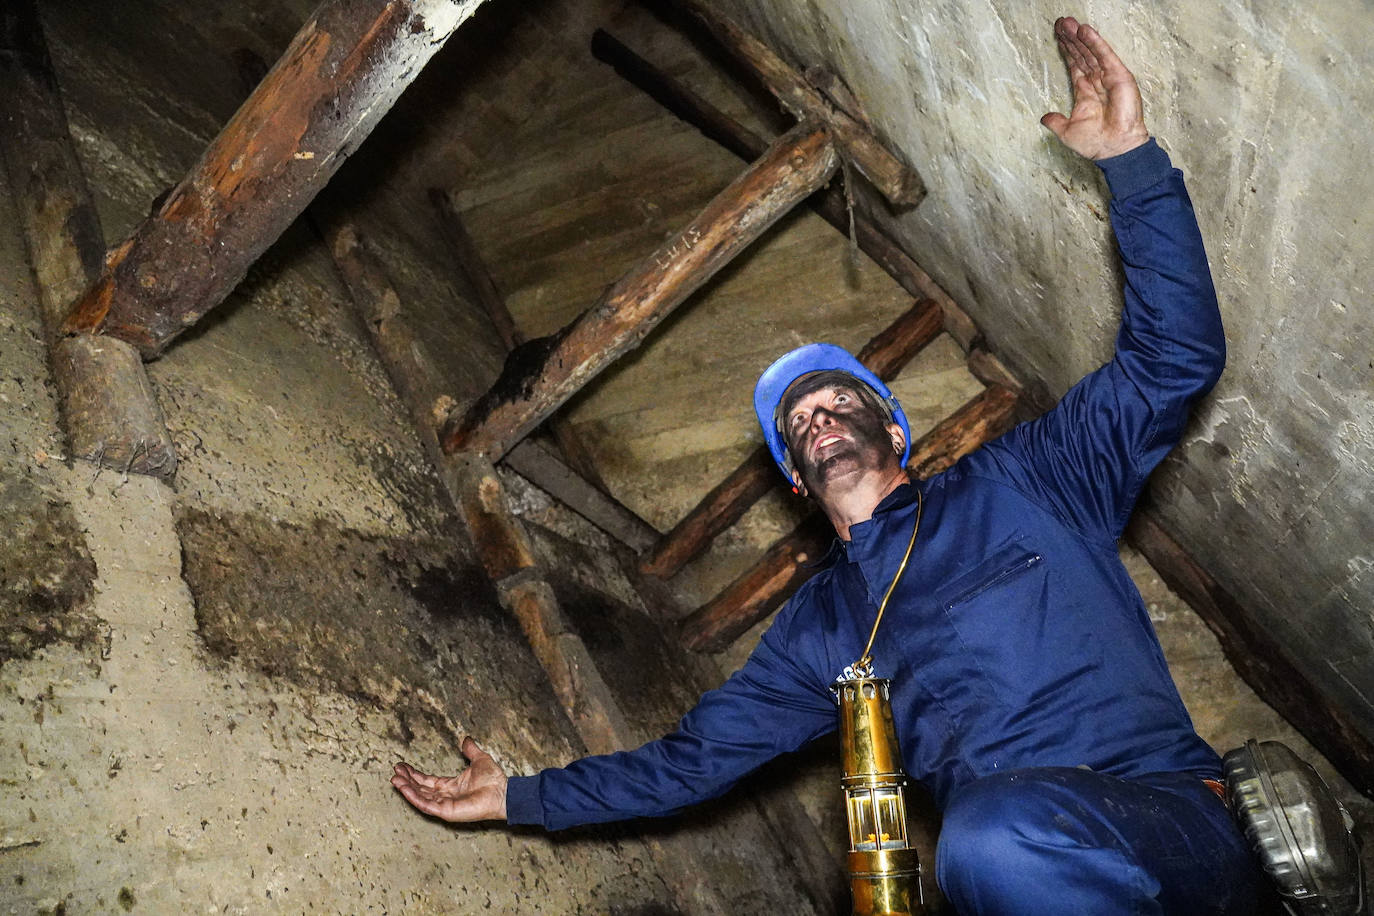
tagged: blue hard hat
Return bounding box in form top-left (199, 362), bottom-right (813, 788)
top-left (753, 343), bottom-right (910, 485)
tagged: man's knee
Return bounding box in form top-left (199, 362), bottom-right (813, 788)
top-left (936, 773), bottom-right (1063, 897)
top-left (934, 769), bottom-right (1157, 915)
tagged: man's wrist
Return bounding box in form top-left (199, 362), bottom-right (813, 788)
top-left (504, 773), bottom-right (542, 826)
top-left (1096, 138), bottom-right (1173, 199)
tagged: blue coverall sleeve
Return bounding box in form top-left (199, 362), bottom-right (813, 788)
top-left (506, 601), bottom-right (836, 831)
top-left (980, 139), bottom-right (1224, 541)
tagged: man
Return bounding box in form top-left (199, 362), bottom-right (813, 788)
top-left (393, 17), bottom-right (1262, 914)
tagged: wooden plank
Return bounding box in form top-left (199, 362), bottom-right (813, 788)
top-left (501, 438), bottom-right (659, 553)
top-left (593, 26), bottom-right (980, 351)
top-left (326, 222), bottom-right (652, 551)
top-left (1127, 512), bottom-right (1374, 796)
top-left (61, 0), bottom-right (484, 358)
top-left (642, 297), bottom-right (945, 579)
top-left (682, 384), bottom-right (1021, 652)
top-left (429, 187), bottom-right (613, 495)
top-left (441, 121), bottom-right (840, 460)
top-left (671, 0), bottom-right (924, 208)
top-left (328, 222), bottom-right (806, 913)
top-left (0, 0), bottom-right (176, 479)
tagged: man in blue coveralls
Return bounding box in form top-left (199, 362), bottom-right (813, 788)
top-left (393, 16), bottom-right (1263, 914)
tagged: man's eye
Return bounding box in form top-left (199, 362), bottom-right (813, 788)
top-left (835, 393), bottom-right (850, 405)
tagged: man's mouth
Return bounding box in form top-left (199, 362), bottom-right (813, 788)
top-left (812, 432), bottom-right (848, 456)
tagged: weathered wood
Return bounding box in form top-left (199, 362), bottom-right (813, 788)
top-left (442, 121), bottom-right (841, 460)
top-left (1126, 512), bottom-right (1374, 796)
top-left (642, 297), bottom-right (945, 579)
top-left (591, 28), bottom-right (762, 163)
top-left (327, 223), bottom-right (651, 551)
top-left (683, 384), bottom-right (1021, 653)
top-left (593, 27), bottom-right (980, 351)
top-left (60, 0), bottom-right (484, 358)
top-left (429, 187), bottom-right (613, 495)
top-left (681, 514), bottom-right (832, 653)
top-left (0, 0), bottom-right (176, 478)
top-left (966, 345), bottom-right (1022, 392)
top-left (328, 222), bottom-right (811, 912)
top-left (429, 187), bottom-right (525, 351)
top-left (502, 438), bottom-right (658, 553)
top-left (905, 384), bottom-right (1020, 479)
top-left (673, 0), bottom-right (924, 208)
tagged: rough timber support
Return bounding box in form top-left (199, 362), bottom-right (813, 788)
top-left (682, 385), bottom-right (1021, 653)
top-left (671, 0), bottom-right (925, 208)
top-left (441, 121), bottom-right (841, 461)
top-left (0, 0), bottom-right (175, 478)
top-left (326, 223), bottom-right (836, 914)
top-left (60, 0), bottom-right (484, 359)
top-left (642, 297), bottom-right (945, 579)
top-left (591, 27), bottom-right (985, 355)
top-left (428, 187), bottom-right (615, 497)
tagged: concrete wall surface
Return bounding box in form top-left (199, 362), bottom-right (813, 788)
top-left (717, 0), bottom-right (1374, 751)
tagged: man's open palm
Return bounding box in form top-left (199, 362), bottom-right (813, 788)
top-left (1041, 17), bottom-right (1149, 160)
top-left (392, 737), bottom-right (508, 823)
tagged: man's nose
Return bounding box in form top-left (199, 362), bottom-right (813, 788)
top-left (809, 407), bottom-right (837, 432)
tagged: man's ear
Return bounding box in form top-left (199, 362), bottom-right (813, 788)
top-left (888, 422), bottom-right (906, 456)
top-left (790, 469), bottom-right (808, 498)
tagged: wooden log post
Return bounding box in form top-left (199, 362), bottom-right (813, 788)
top-left (591, 27), bottom-right (982, 351)
top-left (328, 223), bottom-right (836, 913)
top-left (642, 297), bottom-right (945, 579)
top-left (671, 0), bottom-right (924, 209)
top-left (1126, 513), bottom-right (1374, 796)
top-left (428, 188), bottom-right (615, 496)
top-left (682, 384), bottom-right (1020, 652)
top-left (326, 223), bottom-right (634, 752)
top-left (0, 0), bottom-right (176, 478)
top-left (59, 0), bottom-right (485, 359)
top-left (441, 121), bottom-right (841, 461)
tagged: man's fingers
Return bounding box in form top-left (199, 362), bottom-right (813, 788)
top-left (1077, 24), bottom-right (1130, 78)
top-left (394, 761), bottom-right (441, 789)
top-left (1040, 111), bottom-right (1070, 138)
top-left (460, 736), bottom-right (488, 763)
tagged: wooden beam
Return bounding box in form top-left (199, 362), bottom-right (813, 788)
top-left (591, 27), bottom-right (980, 351)
top-left (428, 187), bottom-right (614, 496)
top-left (0, 0), bottom-right (176, 478)
top-left (59, 0), bottom-right (483, 359)
top-left (441, 120), bottom-right (841, 460)
top-left (642, 297), bottom-right (945, 579)
top-left (682, 384), bottom-right (1020, 653)
top-left (671, 0), bottom-right (924, 208)
top-left (429, 187), bottom-right (525, 351)
top-left (1126, 512), bottom-right (1374, 796)
top-left (591, 28), bottom-right (762, 163)
top-left (327, 222), bottom-right (831, 911)
top-left (326, 223), bottom-right (653, 551)
top-left (501, 438), bottom-right (658, 553)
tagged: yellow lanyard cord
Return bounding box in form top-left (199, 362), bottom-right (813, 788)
top-left (852, 488), bottom-right (923, 674)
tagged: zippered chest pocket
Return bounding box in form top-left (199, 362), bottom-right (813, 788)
top-left (942, 547), bottom-right (1044, 611)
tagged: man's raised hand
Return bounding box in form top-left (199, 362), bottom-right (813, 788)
top-left (1040, 17), bottom-right (1149, 161)
top-left (392, 737), bottom-right (509, 823)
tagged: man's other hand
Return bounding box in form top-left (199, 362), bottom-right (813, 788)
top-left (1040, 17), bottom-right (1149, 160)
top-left (392, 737), bottom-right (509, 823)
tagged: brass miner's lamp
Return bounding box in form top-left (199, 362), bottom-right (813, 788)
top-left (833, 491), bottom-right (925, 916)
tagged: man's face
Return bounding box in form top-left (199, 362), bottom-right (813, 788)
top-left (781, 377), bottom-right (901, 494)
